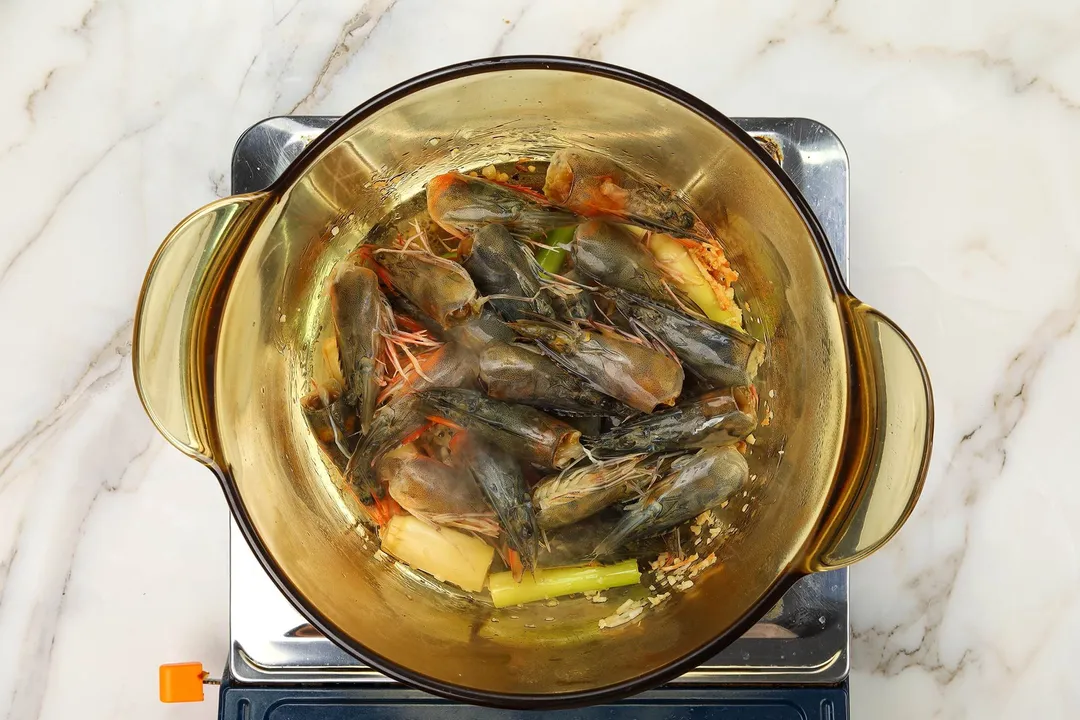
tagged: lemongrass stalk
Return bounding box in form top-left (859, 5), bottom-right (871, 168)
top-left (488, 560), bottom-right (640, 608)
top-left (535, 225), bottom-right (576, 273)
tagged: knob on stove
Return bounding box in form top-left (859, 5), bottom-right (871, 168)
top-left (159, 662), bottom-right (219, 703)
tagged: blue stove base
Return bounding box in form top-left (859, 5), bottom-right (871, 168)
top-left (218, 678), bottom-right (848, 719)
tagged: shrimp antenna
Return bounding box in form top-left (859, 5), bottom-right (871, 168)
top-left (477, 289), bottom-right (547, 304)
top-left (579, 443), bottom-right (601, 464)
top-left (518, 235), bottom-right (557, 251)
top-left (372, 247), bottom-right (434, 259)
top-left (556, 453), bottom-right (591, 478)
top-left (628, 317), bottom-right (679, 362)
top-left (591, 298), bottom-right (620, 328)
top-left (516, 310), bottom-right (580, 334)
top-left (407, 219), bottom-right (434, 254)
top-left (588, 319), bottom-right (652, 348)
top-left (537, 267), bottom-right (600, 292)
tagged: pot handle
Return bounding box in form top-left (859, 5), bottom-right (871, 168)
top-left (805, 299), bottom-right (934, 571)
top-left (133, 193), bottom-right (268, 464)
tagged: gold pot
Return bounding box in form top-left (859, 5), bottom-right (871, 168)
top-left (133, 57), bottom-right (932, 708)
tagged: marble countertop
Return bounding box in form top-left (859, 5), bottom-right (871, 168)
top-left (1, 1), bottom-right (1078, 718)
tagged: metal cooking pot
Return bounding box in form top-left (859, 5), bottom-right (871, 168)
top-left (133, 57), bottom-right (932, 708)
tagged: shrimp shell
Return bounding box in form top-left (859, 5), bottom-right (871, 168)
top-left (378, 342), bottom-right (479, 405)
top-left (613, 289), bottom-right (763, 388)
top-left (571, 221), bottom-right (676, 304)
top-left (345, 394), bottom-right (428, 502)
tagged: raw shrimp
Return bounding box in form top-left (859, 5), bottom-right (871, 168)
top-left (533, 454), bottom-right (656, 530)
top-left (590, 387), bottom-right (758, 457)
top-left (345, 395), bottom-right (429, 510)
top-left (419, 388), bottom-right (584, 470)
top-left (461, 224), bottom-right (559, 321)
top-left (380, 444), bottom-right (500, 536)
top-left (378, 342), bottom-right (479, 405)
top-left (571, 221), bottom-right (689, 306)
top-left (330, 257), bottom-right (392, 434)
top-left (427, 171), bottom-right (575, 239)
top-left (454, 432), bottom-right (540, 573)
top-left (543, 148), bottom-right (711, 240)
top-left (510, 319), bottom-right (685, 413)
top-left (612, 289), bottom-right (763, 388)
top-left (478, 342), bottom-right (633, 418)
top-left (372, 246), bottom-right (478, 328)
top-left (593, 446), bottom-right (749, 557)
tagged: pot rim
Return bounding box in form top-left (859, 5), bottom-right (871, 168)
top-left (221, 54), bottom-right (839, 709)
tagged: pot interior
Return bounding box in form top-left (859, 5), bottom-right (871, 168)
top-left (212, 65), bottom-right (849, 698)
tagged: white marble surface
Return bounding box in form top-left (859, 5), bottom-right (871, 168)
top-left (1, 0), bottom-right (1078, 718)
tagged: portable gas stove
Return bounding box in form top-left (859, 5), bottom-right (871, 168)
top-left (216, 115), bottom-right (851, 719)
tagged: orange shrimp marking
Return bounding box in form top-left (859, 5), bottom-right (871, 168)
top-left (427, 172), bottom-right (463, 204)
top-left (399, 421), bottom-right (435, 447)
top-left (427, 415), bottom-right (465, 432)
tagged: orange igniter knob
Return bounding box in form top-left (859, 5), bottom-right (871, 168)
top-left (159, 662), bottom-right (207, 703)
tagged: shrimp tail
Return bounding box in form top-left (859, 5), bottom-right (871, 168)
top-left (507, 548), bottom-right (525, 583)
top-left (591, 502), bottom-right (663, 559)
top-left (359, 493), bottom-right (400, 529)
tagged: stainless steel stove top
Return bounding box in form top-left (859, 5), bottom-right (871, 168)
top-left (227, 115), bottom-right (850, 687)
